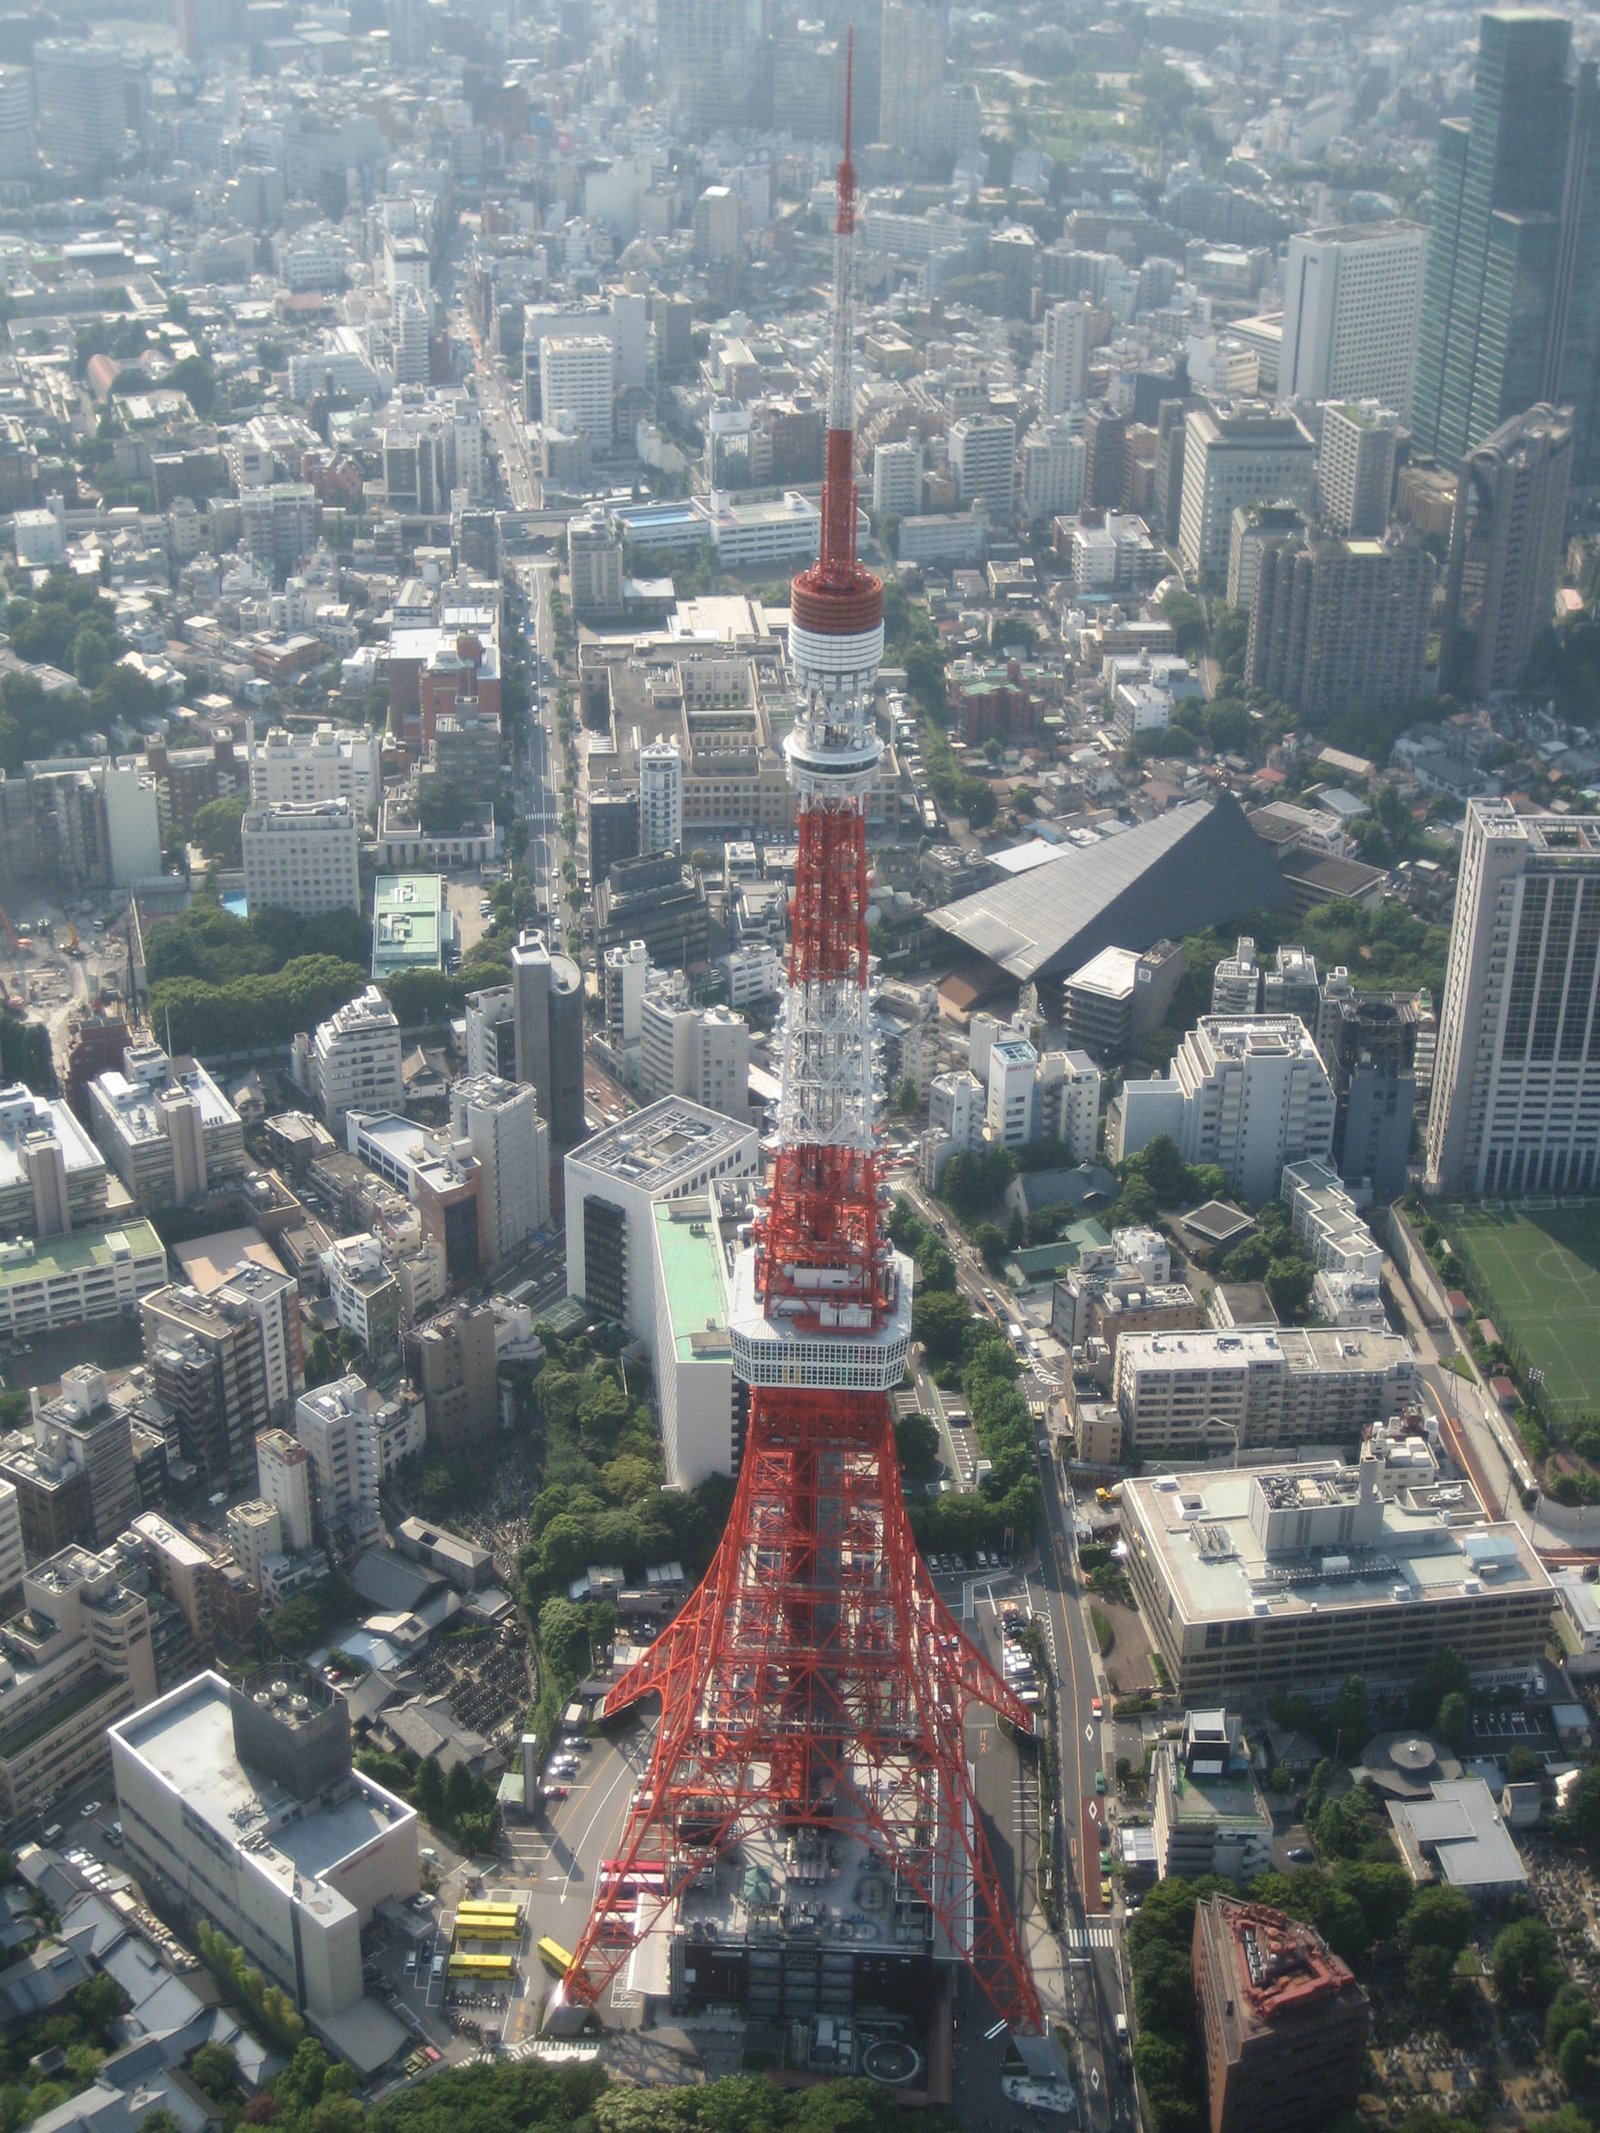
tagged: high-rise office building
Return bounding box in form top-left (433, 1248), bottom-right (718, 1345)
top-left (1317, 402), bottom-right (1401, 537)
top-left (1246, 533), bottom-right (1433, 722)
top-left (539, 334), bottom-right (615, 455)
top-left (638, 739), bottom-right (684, 857)
top-left (1041, 299), bottom-right (1092, 417)
top-left (241, 799), bottom-right (359, 919)
top-left (568, 508), bottom-right (625, 620)
top-left (656, 0), bottom-right (756, 130)
top-left (32, 42), bottom-right (124, 176)
top-left (510, 930), bottom-right (585, 1149)
top-left (1082, 404), bottom-right (1127, 510)
top-left (1426, 799), bottom-right (1600, 1195)
top-left (1413, 10), bottom-right (1574, 468)
top-left (1441, 402), bottom-right (1572, 698)
top-left (878, 0), bottom-right (947, 158)
top-left (1549, 61), bottom-right (1600, 488)
top-left (449, 1073), bottom-right (551, 1257)
top-left (1277, 223), bottom-right (1426, 416)
top-left (1179, 400), bottom-right (1315, 582)
top-left (0, 65), bottom-right (34, 178)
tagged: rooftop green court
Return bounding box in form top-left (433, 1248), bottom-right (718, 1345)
top-left (1437, 1201), bottom-right (1600, 1428)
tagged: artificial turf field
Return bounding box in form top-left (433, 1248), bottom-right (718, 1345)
top-left (1438, 1200), bottom-right (1600, 1426)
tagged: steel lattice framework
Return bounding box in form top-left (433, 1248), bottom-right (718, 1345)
top-left (562, 30), bottom-right (1043, 2038)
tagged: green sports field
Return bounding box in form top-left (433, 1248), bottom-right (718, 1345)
top-left (1438, 1201), bottom-right (1600, 1426)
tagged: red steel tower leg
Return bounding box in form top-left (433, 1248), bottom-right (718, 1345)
top-left (563, 30), bottom-right (1042, 2037)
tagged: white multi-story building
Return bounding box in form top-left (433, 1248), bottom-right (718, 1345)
top-left (920, 1067), bottom-right (984, 1185)
top-left (1427, 800), bottom-right (1600, 1194)
top-left (321, 1232), bottom-right (401, 1354)
top-left (1111, 1015), bottom-right (1336, 1200)
top-left (1178, 399), bottom-right (1315, 582)
top-left (0, 1221), bottom-right (167, 1340)
top-left (110, 1672), bottom-right (419, 2050)
top-left (1042, 298), bottom-right (1092, 415)
top-left (88, 1042), bottom-right (245, 1209)
top-left (449, 1073), bottom-right (550, 1256)
top-left (463, 984), bottom-right (516, 1080)
top-left (248, 725), bottom-right (382, 815)
top-left (949, 411), bottom-right (1016, 523)
top-left (226, 1499), bottom-right (280, 1589)
top-left (649, 1197), bottom-right (739, 1488)
top-left (1317, 402), bottom-right (1401, 539)
top-left (297, 987), bottom-right (404, 1128)
top-left (1212, 936), bottom-right (1261, 1015)
top-left (1112, 1324), bottom-right (1416, 1459)
top-left (241, 798), bottom-right (359, 919)
top-left (255, 1426), bottom-right (314, 1554)
top-left (639, 737), bottom-right (684, 856)
top-left (565, 1099), bottom-right (759, 1343)
top-left (638, 981), bottom-right (751, 1122)
top-left (1019, 423), bottom-right (1087, 522)
top-left (568, 507), bottom-right (625, 619)
top-left (1282, 1158), bottom-right (1382, 1277)
top-left (1152, 1712), bottom-right (1274, 1885)
top-left (1037, 1049), bottom-right (1100, 1166)
top-left (0, 64), bottom-right (35, 178)
top-left (985, 1035), bottom-right (1039, 1148)
top-left (1277, 221), bottom-right (1426, 418)
top-left (872, 440), bottom-right (922, 515)
top-left (540, 331), bottom-right (615, 453)
top-left (294, 1376), bottom-right (381, 1549)
top-left (0, 1479), bottom-right (22, 1604)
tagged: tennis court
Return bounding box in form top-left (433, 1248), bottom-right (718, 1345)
top-left (1439, 1201), bottom-right (1600, 1426)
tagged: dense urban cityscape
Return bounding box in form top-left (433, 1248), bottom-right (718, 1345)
top-left (2, 2), bottom-right (1600, 2130)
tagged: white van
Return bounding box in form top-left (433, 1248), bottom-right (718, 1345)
top-left (1114, 2012), bottom-right (1129, 2043)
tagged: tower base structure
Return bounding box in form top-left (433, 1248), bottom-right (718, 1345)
top-left (564, 1390), bottom-right (1044, 2034)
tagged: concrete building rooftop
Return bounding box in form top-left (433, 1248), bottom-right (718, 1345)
top-left (569, 1098), bottom-right (754, 1192)
top-left (653, 1202), bottom-right (731, 1363)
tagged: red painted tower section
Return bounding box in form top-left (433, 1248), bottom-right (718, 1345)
top-left (561, 33), bottom-right (1043, 2037)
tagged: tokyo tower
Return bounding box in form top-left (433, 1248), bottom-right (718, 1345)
top-left (563, 37), bottom-right (1043, 2036)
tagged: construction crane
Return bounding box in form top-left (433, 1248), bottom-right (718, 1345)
top-left (0, 905), bottom-right (31, 958)
top-left (64, 920), bottom-right (82, 956)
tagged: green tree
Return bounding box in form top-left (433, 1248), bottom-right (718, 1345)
top-left (1405, 1941), bottom-right (1458, 2006)
top-left (1435, 1690), bottom-right (1471, 1756)
top-left (1327, 1674), bottom-right (1371, 1762)
top-left (1407, 1647), bottom-right (1470, 1730)
top-left (444, 1760), bottom-right (477, 1821)
top-left (1492, 1916), bottom-right (1560, 2006)
top-left (193, 795), bottom-right (248, 866)
top-left (913, 1288), bottom-right (974, 1366)
top-left (538, 1595), bottom-right (593, 1686)
top-left (190, 2044), bottom-right (241, 2103)
top-left (894, 1412), bottom-right (940, 1481)
top-left (1401, 1884), bottom-right (1474, 1956)
top-left (414, 1755), bottom-right (445, 1822)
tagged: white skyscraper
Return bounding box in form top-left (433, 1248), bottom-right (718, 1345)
top-left (639, 738), bottom-right (684, 856)
top-left (1042, 299), bottom-right (1092, 417)
top-left (1277, 222), bottom-right (1427, 418)
top-left (540, 332), bottom-right (615, 454)
top-left (1426, 800), bottom-right (1600, 1196)
top-left (449, 1073), bottom-right (551, 1257)
top-left (872, 440), bottom-right (922, 515)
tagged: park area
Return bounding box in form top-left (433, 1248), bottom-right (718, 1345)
top-left (1438, 1200), bottom-right (1600, 1430)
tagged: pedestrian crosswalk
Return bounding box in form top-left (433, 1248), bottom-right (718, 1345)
top-left (1065, 1927), bottom-right (1115, 1950)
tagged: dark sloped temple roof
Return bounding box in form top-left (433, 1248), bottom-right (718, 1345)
top-left (929, 794), bottom-right (1291, 985)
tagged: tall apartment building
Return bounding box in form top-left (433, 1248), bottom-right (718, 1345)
top-left (293, 1377), bottom-right (381, 1551)
top-left (1179, 400), bottom-right (1315, 581)
top-left (0, 1083), bottom-right (108, 1237)
top-left (449, 1074), bottom-right (550, 1257)
top-left (0, 1546), bottom-right (156, 1820)
top-left (255, 1427), bottom-right (315, 1555)
top-left (587, 790), bottom-right (640, 888)
top-left (639, 992), bottom-right (751, 1123)
top-left (568, 508), bottom-right (625, 620)
top-left (32, 42), bottom-right (124, 176)
top-left (1042, 299), bottom-right (1092, 416)
top-left (949, 412), bottom-right (1016, 523)
top-left (296, 986), bottom-right (404, 1128)
top-left (1441, 403), bottom-right (1573, 699)
top-left (1112, 1017), bottom-right (1336, 1200)
top-left (1246, 534), bottom-right (1433, 722)
top-left (1083, 404), bottom-right (1127, 510)
top-left (1317, 403), bottom-right (1401, 537)
top-left (540, 333), bottom-right (614, 455)
top-left (1212, 937), bottom-right (1261, 1015)
top-left (142, 1266), bottom-right (302, 1483)
top-left (0, 1366), bottom-right (138, 1557)
top-left (463, 984), bottom-right (516, 1080)
top-left (1193, 1898), bottom-right (1368, 2133)
top-left (1321, 992), bottom-right (1417, 1198)
top-left (1111, 1324), bottom-right (1415, 1460)
top-left (0, 1481), bottom-right (21, 1606)
top-left (248, 725), bottom-right (382, 816)
top-left (1413, 10), bottom-right (1576, 469)
top-left (510, 931), bottom-right (585, 1148)
top-left (1019, 423), bottom-right (1087, 522)
top-left (872, 440), bottom-right (922, 515)
top-left (1426, 800), bottom-right (1600, 1194)
top-left (241, 799), bottom-right (359, 919)
top-left (1551, 60), bottom-right (1600, 489)
top-left (88, 1041), bottom-right (245, 1208)
top-left (565, 1099), bottom-right (759, 1342)
top-left (1277, 223), bottom-right (1426, 416)
top-left (405, 1301), bottom-right (499, 1452)
top-left (237, 485), bottom-right (317, 581)
top-left (638, 739), bottom-right (684, 857)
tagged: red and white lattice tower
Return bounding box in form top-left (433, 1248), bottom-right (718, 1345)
top-left (563, 35), bottom-right (1042, 2036)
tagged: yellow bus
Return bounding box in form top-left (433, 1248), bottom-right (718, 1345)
top-left (449, 1952), bottom-right (514, 1978)
top-left (456, 1903), bottom-right (523, 1924)
top-left (537, 1934), bottom-right (574, 1976)
top-left (454, 1918), bottom-right (520, 1942)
